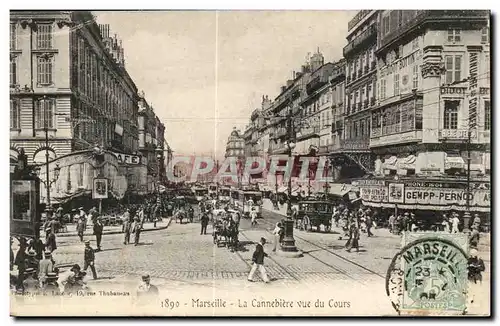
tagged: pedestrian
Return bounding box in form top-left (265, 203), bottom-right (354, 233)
top-left (25, 250), bottom-right (39, 272)
top-left (200, 212), bottom-right (209, 235)
top-left (467, 249), bottom-right (485, 284)
top-left (136, 274), bottom-right (159, 305)
top-left (79, 207), bottom-right (87, 229)
top-left (346, 221), bottom-right (360, 253)
top-left (272, 223), bottom-right (282, 252)
top-left (365, 214), bottom-right (373, 237)
top-left (388, 213), bottom-right (395, 233)
top-left (132, 217), bottom-right (142, 246)
top-left (83, 240), bottom-right (97, 280)
top-left (247, 237), bottom-right (270, 283)
top-left (43, 272), bottom-right (60, 296)
top-left (123, 216), bottom-right (132, 245)
top-left (38, 251), bottom-right (54, 288)
top-left (15, 238), bottom-right (28, 286)
top-left (93, 217), bottom-right (104, 251)
top-left (472, 213), bottom-right (481, 230)
top-left (45, 228), bottom-right (57, 253)
top-left (77, 216), bottom-right (86, 242)
top-left (57, 264), bottom-right (80, 293)
top-left (469, 225), bottom-right (480, 249)
top-left (451, 213), bottom-right (460, 233)
top-left (22, 268), bottom-right (40, 293)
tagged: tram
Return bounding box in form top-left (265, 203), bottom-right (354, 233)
top-left (192, 185), bottom-right (208, 202)
top-left (218, 186), bottom-right (231, 202)
top-left (233, 189), bottom-right (263, 218)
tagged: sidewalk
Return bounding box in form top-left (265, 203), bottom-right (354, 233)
top-left (51, 218), bottom-right (172, 238)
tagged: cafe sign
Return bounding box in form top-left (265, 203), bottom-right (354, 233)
top-left (111, 151), bottom-right (142, 165)
top-left (360, 185), bottom-right (388, 203)
top-left (404, 187), bottom-right (490, 208)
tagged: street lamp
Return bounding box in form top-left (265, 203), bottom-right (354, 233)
top-left (34, 162), bottom-right (60, 207)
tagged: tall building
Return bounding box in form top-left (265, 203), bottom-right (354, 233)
top-left (9, 11), bottom-right (141, 204)
top-left (137, 92), bottom-right (167, 193)
top-left (372, 10), bottom-right (490, 176)
top-left (342, 10), bottom-right (379, 179)
top-left (225, 127), bottom-right (245, 159)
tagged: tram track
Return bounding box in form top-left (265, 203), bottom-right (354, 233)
top-left (257, 218), bottom-right (385, 282)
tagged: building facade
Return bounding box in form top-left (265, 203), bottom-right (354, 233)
top-left (9, 11), bottom-right (154, 204)
top-left (371, 10), bottom-right (490, 177)
top-left (341, 10), bottom-right (379, 178)
top-left (137, 92), bottom-right (167, 193)
top-left (225, 128), bottom-right (245, 159)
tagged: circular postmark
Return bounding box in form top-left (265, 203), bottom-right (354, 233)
top-left (386, 237), bottom-right (469, 315)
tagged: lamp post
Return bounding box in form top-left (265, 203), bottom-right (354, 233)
top-left (34, 162), bottom-right (60, 207)
top-left (462, 128), bottom-right (473, 233)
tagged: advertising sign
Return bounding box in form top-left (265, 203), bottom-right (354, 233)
top-left (388, 183), bottom-right (405, 204)
top-left (111, 151), bottom-right (142, 165)
top-left (11, 179), bottom-right (40, 239)
top-left (403, 187), bottom-right (490, 208)
top-left (93, 178), bottom-right (109, 199)
top-left (360, 185), bottom-right (388, 203)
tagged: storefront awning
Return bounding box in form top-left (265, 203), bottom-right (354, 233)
top-left (445, 155), bottom-right (465, 170)
top-left (383, 156), bottom-right (398, 170)
top-left (328, 183), bottom-right (352, 197)
top-left (397, 155), bottom-right (416, 170)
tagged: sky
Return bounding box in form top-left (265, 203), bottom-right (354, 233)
top-left (94, 10), bottom-right (356, 158)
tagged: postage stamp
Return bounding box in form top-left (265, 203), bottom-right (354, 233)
top-left (386, 233), bottom-right (470, 315)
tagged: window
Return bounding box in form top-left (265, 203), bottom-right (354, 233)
top-left (10, 23), bottom-right (16, 50)
top-left (10, 99), bottom-right (20, 129)
top-left (412, 65), bottom-right (419, 89)
top-left (36, 24), bottom-right (53, 49)
top-left (382, 16), bottom-right (390, 36)
top-left (35, 98), bottom-right (55, 129)
top-left (380, 79), bottom-right (387, 99)
top-left (447, 29), bottom-right (461, 43)
top-left (37, 55), bottom-right (53, 85)
top-left (481, 27), bottom-right (489, 43)
top-left (10, 57), bottom-right (17, 86)
top-left (445, 55), bottom-right (462, 84)
top-left (443, 100), bottom-right (459, 129)
top-left (394, 74), bottom-right (400, 96)
top-left (484, 100), bottom-right (491, 130)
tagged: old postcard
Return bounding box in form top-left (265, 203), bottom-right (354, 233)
top-left (9, 9), bottom-right (491, 317)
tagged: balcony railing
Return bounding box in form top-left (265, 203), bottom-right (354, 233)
top-left (357, 103), bottom-right (362, 110)
top-left (343, 24), bottom-right (377, 58)
top-left (340, 138), bottom-right (370, 151)
top-left (364, 99), bottom-right (369, 109)
top-left (370, 97), bottom-right (376, 106)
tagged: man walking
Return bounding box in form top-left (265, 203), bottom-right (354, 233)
top-left (200, 212), bottom-right (209, 235)
top-left (76, 216), bottom-right (86, 242)
top-left (83, 240), bottom-right (98, 280)
top-left (45, 228), bottom-right (57, 253)
top-left (123, 215), bottom-right (132, 245)
top-left (38, 251), bottom-right (54, 288)
top-left (132, 217), bottom-right (142, 246)
top-left (247, 237), bottom-right (270, 283)
top-left (93, 217), bottom-right (104, 251)
top-left (250, 209), bottom-right (257, 227)
top-left (451, 213), bottom-right (460, 233)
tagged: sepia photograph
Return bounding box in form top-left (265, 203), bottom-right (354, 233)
top-left (8, 8), bottom-right (491, 317)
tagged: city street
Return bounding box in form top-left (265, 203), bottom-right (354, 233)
top-left (50, 208), bottom-right (490, 287)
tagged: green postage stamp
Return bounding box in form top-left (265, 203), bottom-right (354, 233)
top-left (386, 232), bottom-right (469, 315)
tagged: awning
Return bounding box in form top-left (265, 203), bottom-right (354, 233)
top-left (383, 156), bottom-right (398, 170)
top-left (328, 183), bottom-right (352, 197)
top-left (397, 155), bottom-right (416, 170)
top-left (444, 155), bottom-right (465, 170)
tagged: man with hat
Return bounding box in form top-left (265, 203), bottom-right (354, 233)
top-left (79, 207), bottom-right (87, 230)
top-left (469, 225), bottom-right (481, 249)
top-left (77, 214), bottom-right (86, 242)
top-left (136, 274), bottom-right (159, 304)
top-left (43, 272), bottom-right (60, 295)
top-left (57, 264), bottom-right (80, 293)
top-left (467, 249), bottom-right (485, 284)
top-left (472, 213), bottom-right (481, 230)
top-left (248, 237), bottom-right (270, 283)
top-left (83, 240), bottom-right (98, 280)
top-left (132, 216), bottom-right (142, 246)
top-left (45, 227), bottom-right (57, 253)
top-left (38, 251), bottom-right (54, 288)
top-left (25, 250), bottom-right (39, 272)
top-left (451, 212), bottom-right (460, 234)
top-left (93, 217), bottom-right (104, 251)
top-left (22, 268), bottom-right (40, 292)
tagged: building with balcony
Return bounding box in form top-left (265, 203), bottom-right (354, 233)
top-left (137, 91), bottom-right (168, 193)
top-left (9, 11), bottom-right (139, 204)
top-left (371, 10), bottom-right (490, 178)
top-left (342, 10), bottom-right (380, 178)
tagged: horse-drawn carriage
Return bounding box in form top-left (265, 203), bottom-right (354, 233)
top-left (295, 200), bottom-right (333, 232)
top-left (212, 209), bottom-right (239, 251)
